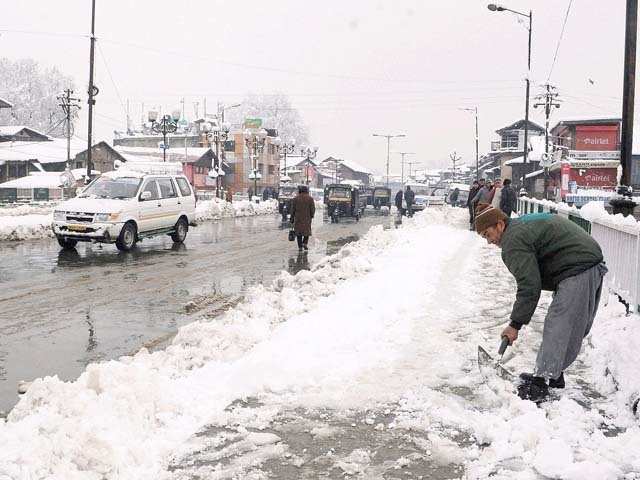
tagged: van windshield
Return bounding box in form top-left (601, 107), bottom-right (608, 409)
top-left (80, 176), bottom-right (142, 199)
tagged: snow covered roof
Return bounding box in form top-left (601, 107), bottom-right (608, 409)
top-left (115, 146), bottom-right (213, 164)
top-left (525, 169), bottom-right (545, 179)
top-left (0, 172), bottom-right (63, 189)
top-left (0, 125), bottom-right (50, 139)
top-left (504, 156), bottom-right (524, 165)
top-left (0, 98), bottom-right (12, 109)
top-left (0, 138), bottom-right (85, 164)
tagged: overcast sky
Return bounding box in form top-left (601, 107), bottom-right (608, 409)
top-left (0, 0), bottom-right (631, 174)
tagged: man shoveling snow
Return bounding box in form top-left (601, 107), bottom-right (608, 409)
top-left (473, 203), bottom-right (607, 403)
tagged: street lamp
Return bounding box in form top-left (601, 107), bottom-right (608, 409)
top-left (459, 107), bottom-right (479, 180)
top-left (373, 133), bottom-right (406, 187)
top-left (273, 137), bottom-right (296, 184)
top-left (244, 128), bottom-right (267, 200)
top-left (300, 145), bottom-right (319, 185)
top-left (203, 121), bottom-right (230, 198)
top-left (395, 152), bottom-right (416, 186)
top-left (149, 110), bottom-right (180, 162)
top-left (488, 3), bottom-right (532, 188)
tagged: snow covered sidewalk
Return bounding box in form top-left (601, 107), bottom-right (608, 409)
top-left (0, 199), bottom-right (279, 242)
top-left (1, 207), bottom-right (639, 479)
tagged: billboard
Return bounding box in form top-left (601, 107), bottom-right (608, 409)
top-left (575, 125), bottom-right (618, 151)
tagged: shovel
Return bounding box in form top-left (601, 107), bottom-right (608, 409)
top-left (478, 336), bottom-right (514, 381)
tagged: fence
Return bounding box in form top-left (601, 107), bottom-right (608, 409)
top-left (517, 197), bottom-right (640, 312)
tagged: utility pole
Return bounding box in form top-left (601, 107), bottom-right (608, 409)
top-left (396, 152), bottom-right (415, 186)
top-left (86, 0), bottom-right (99, 183)
top-left (450, 151), bottom-right (461, 182)
top-left (534, 84), bottom-right (561, 199)
top-left (57, 89), bottom-right (81, 170)
top-left (460, 107), bottom-right (479, 179)
top-left (407, 161), bottom-right (422, 181)
top-left (373, 133), bottom-right (406, 187)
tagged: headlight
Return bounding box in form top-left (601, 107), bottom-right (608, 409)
top-left (95, 212), bottom-right (120, 222)
top-left (53, 210), bottom-right (66, 221)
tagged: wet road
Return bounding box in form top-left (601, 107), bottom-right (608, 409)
top-left (0, 211), bottom-right (393, 413)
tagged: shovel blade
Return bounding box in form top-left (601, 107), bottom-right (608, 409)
top-left (477, 345), bottom-right (515, 381)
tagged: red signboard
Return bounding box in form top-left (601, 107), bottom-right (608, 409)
top-left (575, 125), bottom-right (619, 151)
top-left (569, 167), bottom-right (617, 188)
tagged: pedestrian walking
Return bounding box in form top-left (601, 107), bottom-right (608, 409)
top-left (490, 179), bottom-right (503, 209)
top-left (395, 189), bottom-right (404, 216)
top-left (467, 180), bottom-right (480, 228)
top-left (449, 187), bottom-right (460, 206)
top-left (289, 185), bottom-right (315, 252)
top-left (499, 179), bottom-right (517, 217)
top-left (473, 203), bottom-right (607, 403)
top-left (470, 178), bottom-right (492, 205)
top-left (404, 186), bottom-right (415, 217)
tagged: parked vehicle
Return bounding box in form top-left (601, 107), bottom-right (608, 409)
top-left (372, 187), bottom-right (391, 211)
top-left (278, 185), bottom-right (298, 221)
top-left (402, 182), bottom-right (444, 212)
top-left (52, 166), bottom-right (196, 252)
top-left (323, 183), bottom-right (366, 223)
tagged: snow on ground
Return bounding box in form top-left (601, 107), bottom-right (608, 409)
top-left (0, 199), bottom-right (278, 242)
top-left (1, 207), bottom-right (639, 480)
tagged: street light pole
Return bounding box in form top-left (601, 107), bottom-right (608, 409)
top-left (488, 4), bottom-right (533, 190)
top-left (244, 128), bottom-right (267, 200)
top-left (150, 112), bottom-right (179, 162)
top-left (301, 145), bottom-right (319, 186)
top-left (460, 107), bottom-right (479, 179)
top-left (373, 133), bottom-right (406, 187)
top-left (396, 152), bottom-right (416, 186)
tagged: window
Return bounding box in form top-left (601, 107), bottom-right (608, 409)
top-left (76, 161), bottom-right (84, 169)
top-left (501, 133), bottom-right (519, 149)
top-left (175, 177), bottom-right (192, 197)
top-left (157, 178), bottom-right (177, 198)
top-left (268, 165), bottom-right (275, 174)
top-left (224, 140), bottom-right (235, 152)
top-left (140, 180), bottom-right (159, 200)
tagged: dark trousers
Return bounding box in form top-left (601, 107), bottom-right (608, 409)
top-left (406, 203), bottom-right (413, 217)
top-left (296, 234), bottom-right (309, 248)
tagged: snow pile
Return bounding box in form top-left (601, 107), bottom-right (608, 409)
top-left (0, 213), bottom-right (53, 241)
top-left (1, 207), bottom-right (640, 479)
top-left (0, 203), bottom-right (57, 216)
top-left (194, 198), bottom-right (278, 222)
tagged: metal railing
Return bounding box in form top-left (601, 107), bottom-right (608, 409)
top-left (517, 197), bottom-right (640, 312)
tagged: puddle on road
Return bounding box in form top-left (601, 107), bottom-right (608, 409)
top-left (325, 234), bottom-right (360, 255)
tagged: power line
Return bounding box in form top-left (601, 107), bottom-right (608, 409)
top-left (96, 41), bottom-right (127, 122)
top-left (547, 0), bottom-right (574, 82)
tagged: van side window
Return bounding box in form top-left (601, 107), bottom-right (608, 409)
top-left (175, 177), bottom-right (192, 197)
top-left (140, 180), bottom-right (159, 200)
top-left (157, 177), bottom-right (177, 198)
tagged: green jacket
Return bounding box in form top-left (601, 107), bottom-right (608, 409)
top-left (500, 213), bottom-right (603, 329)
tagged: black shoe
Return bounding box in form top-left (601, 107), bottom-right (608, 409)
top-left (517, 376), bottom-right (549, 403)
top-left (302, 244), bottom-right (308, 251)
top-left (519, 372), bottom-right (565, 389)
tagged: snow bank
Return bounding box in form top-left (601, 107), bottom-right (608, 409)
top-left (1, 207), bottom-right (639, 479)
top-left (0, 213), bottom-right (54, 241)
top-left (180, 198), bottom-right (277, 223)
top-left (0, 203), bottom-right (57, 217)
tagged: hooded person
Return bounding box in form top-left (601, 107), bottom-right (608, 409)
top-left (474, 203), bottom-right (607, 403)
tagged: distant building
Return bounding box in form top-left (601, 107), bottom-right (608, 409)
top-left (548, 118), bottom-right (621, 199)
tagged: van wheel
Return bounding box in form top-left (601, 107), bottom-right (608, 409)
top-left (171, 217), bottom-right (188, 243)
top-left (57, 236), bottom-right (78, 249)
top-left (116, 222), bottom-right (137, 251)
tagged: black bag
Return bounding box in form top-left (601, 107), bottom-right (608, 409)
top-left (288, 230), bottom-right (296, 241)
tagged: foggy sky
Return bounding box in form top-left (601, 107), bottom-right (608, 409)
top-left (0, 0), bottom-right (630, 174)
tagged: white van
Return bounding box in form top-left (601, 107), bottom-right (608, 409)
top-left (52, 167), bottom-right (196, 251)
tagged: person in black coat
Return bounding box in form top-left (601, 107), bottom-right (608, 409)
top-left (404, 186), bottom-right (415, 217)
top-left (395, 190), bottom-right (404, 215)
top-left (467, 180), bottom-right (480, 227)
top-left (500, 179), bottom-right (517, 217)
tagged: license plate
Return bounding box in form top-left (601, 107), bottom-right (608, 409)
top-left (68, 224), bottom-right (87, 232)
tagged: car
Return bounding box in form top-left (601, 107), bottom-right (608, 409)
top-left (52, 165), bottom-right (196, 251)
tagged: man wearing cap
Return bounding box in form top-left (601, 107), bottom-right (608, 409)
top-left (474, 203), bottom-right (607, 402)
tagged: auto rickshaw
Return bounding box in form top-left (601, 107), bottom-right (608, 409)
top-left (360, 187), bottom-right (374, 207)
top-left (323, 184), bottom-right (366, 223)
top-left (372, 186), bottom-right (391, 212)
top-left (278, 185), bottom-right (298, 222)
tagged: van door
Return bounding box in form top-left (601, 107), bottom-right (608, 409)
top-left (138, 178), bottom-right (162, 232)
top-left (156, 177), bottom-right (180, 229)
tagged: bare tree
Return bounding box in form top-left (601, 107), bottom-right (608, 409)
top-left (228, 93), bottom-right (310, 145)
top-left (0, 58), bottom-right (75, 137)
